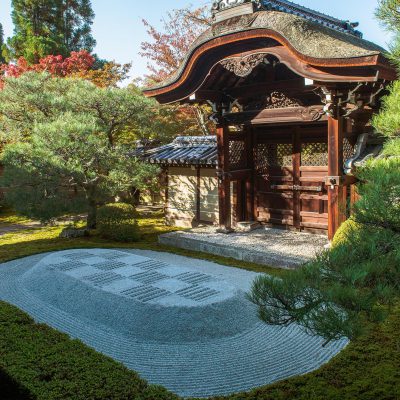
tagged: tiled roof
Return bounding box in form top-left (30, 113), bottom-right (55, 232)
top-left (143, 136), bottom-right (218, 166)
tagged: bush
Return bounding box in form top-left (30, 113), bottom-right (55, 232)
top-left (1, 300), bottom-right (399, 400)
top-left (97, 203), bottom-right (141, 242)
top-left (0, 301), bottom-right (179, 400)
top-left (332, 218), bottom-right (361, 248)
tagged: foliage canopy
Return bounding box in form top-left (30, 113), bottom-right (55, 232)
top-left (4, 0), bottom-right (96, 63)
top-left (0, 73), bottom-right (159, 227)
top-left (0, 23), bottom-right (5, 64)
top-left (250, 0), bottom-right (400, 344)
top-left (140, 6), bottom-right (213, 136)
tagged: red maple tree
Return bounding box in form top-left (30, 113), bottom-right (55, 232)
top-left (0, 50), bottom-right (95, 90)
top-left (140, 7), bottom-right (211, 83)
top-left (0, 51), bottom-right (95, 82)
top-left (140, 6), bottom-right (213, 136)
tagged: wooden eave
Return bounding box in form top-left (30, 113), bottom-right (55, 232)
top-left (143, 29), bottom-right (396, 104)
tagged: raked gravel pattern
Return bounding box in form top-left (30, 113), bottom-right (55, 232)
top-left (0, 249), bottom-right (347, 398)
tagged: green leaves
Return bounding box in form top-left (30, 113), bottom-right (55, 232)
top-left (0, 72), bottom-right (160, 225)
top-left (249, 177), bottom-right (400, 343)
top-left (4, 0), bottom-right (96, 63)
top-left (0, 23), bottom-right (5, 64)
top-left (373, 81), bottom-right (400, 138)
top-left (375, 1), bottom-right (400, 68)
top-left (355, 156), bottom-right (400, 233)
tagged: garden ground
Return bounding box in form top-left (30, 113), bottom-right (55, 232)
top-left (0, 210), bottom-right (399, 400)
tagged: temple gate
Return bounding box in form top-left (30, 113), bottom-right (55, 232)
top-left (144, 0), bottom-right (396, 239)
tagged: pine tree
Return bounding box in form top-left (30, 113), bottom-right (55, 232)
top-left (56, 0), bottom-right (96, 53)
top-left (4, 0), bottom-right (95, 63)
top-left (376, 0), bottom-right (400, 68)
top-left (0, 72), bottom-right (158, 227)
top-left (249, 1), bottom-right (400, 344)
top-left (0, 23), bottom-right (5, 64)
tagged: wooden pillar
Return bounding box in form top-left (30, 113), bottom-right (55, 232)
top-left (327, 108), bottom-right (346, 240)
top-left (196, 166), bottom-right (201, 224)
top-left (244, 124), bottom-right (254, 221)
top-left (252, 129), bottom-right (258, 222)
top-left (292, 128), bottom-right (301, 230)
top-left (216, 124), bottom-right (232, 232)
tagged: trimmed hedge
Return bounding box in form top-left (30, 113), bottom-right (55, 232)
top-left (0, 301), bottom-right (179, 400)
top-left (332, 218), bottom-right (362, 248)
top-left (97, 203), bottom-right (140, 242)
top-left (0, 300), bottom-right (399, 400)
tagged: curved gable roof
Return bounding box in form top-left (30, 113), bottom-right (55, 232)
top-left (144, 10), bottom-right (394, 102)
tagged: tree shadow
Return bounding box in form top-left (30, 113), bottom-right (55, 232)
top-left (0, 367), bottom-right (35, 400)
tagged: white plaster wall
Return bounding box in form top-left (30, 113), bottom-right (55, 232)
top-left (166, 167), bottom-right (218, 227)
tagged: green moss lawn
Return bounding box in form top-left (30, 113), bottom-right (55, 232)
top-left (0, 210), bottom-right (399, 400)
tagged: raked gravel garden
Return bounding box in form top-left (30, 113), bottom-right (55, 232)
top-left (0, 248), bottom-right (347, 398)
top-left (0, 212), bottom-right (399, 400)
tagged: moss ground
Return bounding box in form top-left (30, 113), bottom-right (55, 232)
top-left (0, 210), bottom-right (399, 399)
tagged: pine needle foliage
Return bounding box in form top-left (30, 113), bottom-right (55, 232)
top-left (4, 0), bottom-right (96, 63)
top-left (376, 0), bottom-right (400, 68)
top-left (0, 72), bottom-right (160, 228)
top-left (249, 0), bottom-right (400, 344)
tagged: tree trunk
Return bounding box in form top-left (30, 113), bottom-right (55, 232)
top-left (87, 202), bottom-right (97, 229)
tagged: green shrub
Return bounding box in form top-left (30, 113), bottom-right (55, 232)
top-left (111, 221), bottom-right (141, 242)
top-left (332, 218), bottom-right (361, 248)
top-left (0, 301), bottom-right (179, 400)
top-left (139, 385), bottom-right (179, 400)
top-left (97, 203), bottom-right (136, 222)
top-left (97, 203), bottom-right (140, 242)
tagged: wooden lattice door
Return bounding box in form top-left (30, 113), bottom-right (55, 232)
top-left (255, 125), bottom-right (328, 233)
top-left (298, 141), bottom-right (329, 231)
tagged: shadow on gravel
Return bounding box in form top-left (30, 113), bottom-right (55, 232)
top-left (0, 367), bottom-right (35, 400)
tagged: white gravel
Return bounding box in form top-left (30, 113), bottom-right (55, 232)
top-left (160, 226), bottom-right (329, 268)
top-left (0, 249), bottom-right (347, 398)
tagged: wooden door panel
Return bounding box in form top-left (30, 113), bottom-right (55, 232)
top-left (254, 126), bottom-right (328, 233)
top-left (299, 143), bottom-right (328, 231)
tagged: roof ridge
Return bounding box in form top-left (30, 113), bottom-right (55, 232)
top-left (212, 1), bottom-right (362, 37)
top-left (261, 0), bottom-right (362, 37)
top-left (173, 136), bottom-right (217, 147)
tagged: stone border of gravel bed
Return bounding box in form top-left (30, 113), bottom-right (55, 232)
top-left (159, 227), bottom-right (328, 269)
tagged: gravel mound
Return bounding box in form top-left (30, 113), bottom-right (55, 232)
top-left (0, 249), bottom-right (347, 398)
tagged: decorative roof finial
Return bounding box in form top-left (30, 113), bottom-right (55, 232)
top-left (212, 0), bottom-right (261, 13)
top-left (212, 0), bottom-right (262, 21)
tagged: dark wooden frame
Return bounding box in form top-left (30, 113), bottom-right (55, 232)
top-left (146, 24), bottom-right (395, 240)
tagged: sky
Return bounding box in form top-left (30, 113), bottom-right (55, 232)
top-left (0, 0), bottom-right (391, 82)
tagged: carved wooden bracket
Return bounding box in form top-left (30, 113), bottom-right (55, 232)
top-left (220, 53), bottom-right (268, 77)
top-left (315, 82), bottom-right (387, 119)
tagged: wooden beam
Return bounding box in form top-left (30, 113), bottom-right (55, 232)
top-left (223, 106), bottom-right (327, 125)
top-left (225, 78), bottom-right (307, 99)
top-left (327, 108), bottom-right (346, 240)
top-left (216, 124), bottom-right (232, 232)
top-left (244, 124), bottom-right (255, 221)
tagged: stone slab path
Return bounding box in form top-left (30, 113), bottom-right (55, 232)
top-left (159, 226), bottom-right (328, 269)
top-left (0, 249), bottom-right (346, 398)
top-left (0, 222), bottom-right (42, 236)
